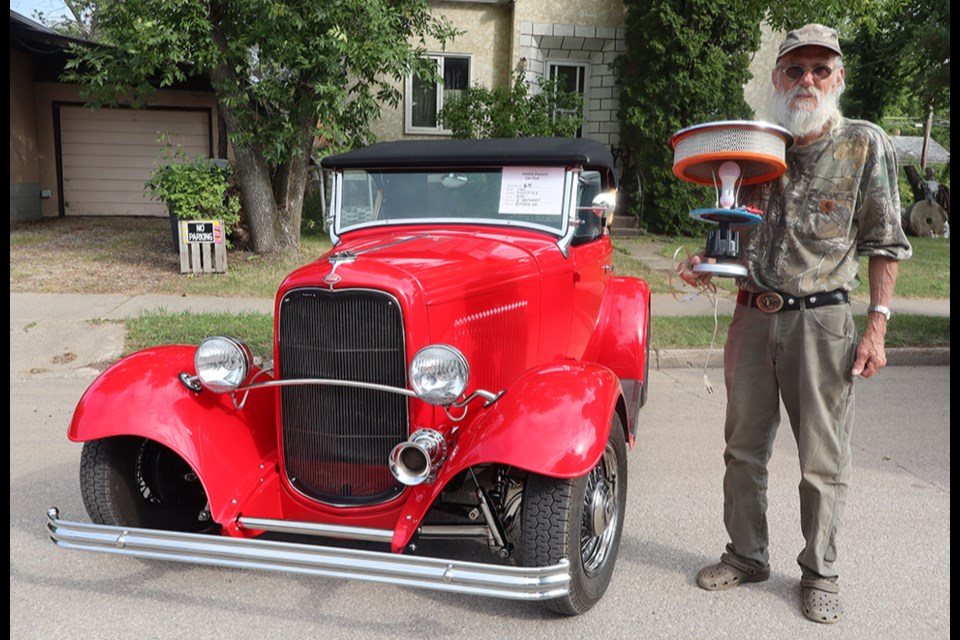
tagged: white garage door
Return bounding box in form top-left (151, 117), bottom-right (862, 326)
top-left (59, 106), bottom-right (211, 216)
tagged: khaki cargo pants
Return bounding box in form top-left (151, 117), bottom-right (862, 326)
top-left (719, 301), bottom-right (857, 579)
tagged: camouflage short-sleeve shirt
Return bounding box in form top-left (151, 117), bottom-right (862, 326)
top-left (738, 118), bottom-right (912, 296)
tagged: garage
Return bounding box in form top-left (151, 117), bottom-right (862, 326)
top-left (57, 105), bottom-right (212, 217)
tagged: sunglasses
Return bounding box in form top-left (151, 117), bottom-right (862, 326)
top-left (781, 64), bottom-right (835, 81)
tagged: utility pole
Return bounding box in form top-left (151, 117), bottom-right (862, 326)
top-left (920, 105), bottom-right (934, 170)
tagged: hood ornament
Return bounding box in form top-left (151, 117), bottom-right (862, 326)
top-left (323, 251), bottom-right (355, 289)
top-left (321, 235), bottom-right (428, 290)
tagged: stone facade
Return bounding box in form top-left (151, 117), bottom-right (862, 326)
top-left (517, 21), bottom-right (625, 148)
top-left (374, 2), bottom-right (782, 167)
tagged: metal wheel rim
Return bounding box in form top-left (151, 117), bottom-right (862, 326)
top-left (580, 442), bottom-right (620, 576)
top-left (135, 441), bottom-right (203, 509)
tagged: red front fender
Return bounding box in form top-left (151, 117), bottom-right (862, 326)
top-left (450, 362), bottom-right (624, 477)
top-left (390, 362), bottom-right (625, 551)
top-left (68, 346), bottom-right (278, 523)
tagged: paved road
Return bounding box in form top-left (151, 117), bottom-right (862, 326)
top-left (10, 293), bottom-right (950, 639)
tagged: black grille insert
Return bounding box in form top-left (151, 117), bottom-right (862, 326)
top-left (278, 288), bottom-right (407, 505)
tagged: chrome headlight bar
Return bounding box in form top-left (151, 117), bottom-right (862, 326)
top-left (180, 339), bottom-right (501, 413)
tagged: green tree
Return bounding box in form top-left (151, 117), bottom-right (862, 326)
top-left (439, 68), bottom-right (584, 139)
top-left (765, 1), bottom-right (949, 183)
top-left (62, 0), bottom-right (458, 254)
top-left (616, 0), bottom-right (768, 236)
top-left (767, 0), bottom-right (950, 128)
top-left (31, 0), bottom-right (102, 41)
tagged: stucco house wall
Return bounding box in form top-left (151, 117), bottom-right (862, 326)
top-left (371, 1), bottom-right (784, 163)
top-left (10, 48), bottom-right (43, 220)
top-left (371, 1), bottom-right (514, 142)
top-left (744, 22), bottom-right (784, 121)
top-left (512, 0), bottom-right (626, 148)
top-left (371, 0), bottom-right (627, 151)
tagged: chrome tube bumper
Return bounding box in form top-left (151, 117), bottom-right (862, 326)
top-left (46, 508), bottom-right (569, 601)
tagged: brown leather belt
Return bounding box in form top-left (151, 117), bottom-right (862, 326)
top-left (737, 289), bottom-right (849, 313)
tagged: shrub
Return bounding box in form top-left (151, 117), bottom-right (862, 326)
top-left (439, 68), bottom-right (583, 139)
top-left (145, 138), bottom-right (242, 246)
top-left (615, 0), bottom-right (764, 236)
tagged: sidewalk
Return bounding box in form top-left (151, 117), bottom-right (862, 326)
top-left (9, 283), bottom-right (949, 381)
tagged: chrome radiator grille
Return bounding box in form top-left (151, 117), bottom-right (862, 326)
top-left (278, 288), bottom-right (407, 505)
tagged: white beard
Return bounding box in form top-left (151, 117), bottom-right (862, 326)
top-left (771, 83), bottom-right (842, 140)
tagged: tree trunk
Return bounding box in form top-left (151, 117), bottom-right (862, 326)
top-left (217, 113), bottom-right (228, 160)
top-left (233, 144), bottom-right (280, 254)
top-left (211, 93), bottom-right (279, 254)
top-left (270, 114), bottom-right (317, 252)
top-left (208, 18), bottom-right (281, 255)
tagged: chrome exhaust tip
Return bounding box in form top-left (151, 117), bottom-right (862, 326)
top-left (389, 428), bottom-right (447, 486)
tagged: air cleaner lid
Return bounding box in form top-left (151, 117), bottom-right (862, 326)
top-left (670, 120), bottom-right (793, 186)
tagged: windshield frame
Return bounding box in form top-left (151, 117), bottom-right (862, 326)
top-left (328, 166), bottom-right (581, 246)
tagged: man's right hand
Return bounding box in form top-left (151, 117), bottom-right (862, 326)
top-left (678, 253), bottom-right (713, 288)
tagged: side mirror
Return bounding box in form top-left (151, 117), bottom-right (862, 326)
top-left (591, 191), bottom-right (617, 228)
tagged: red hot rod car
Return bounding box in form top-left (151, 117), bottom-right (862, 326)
top-left (47, 137), bottom-right (652, 616)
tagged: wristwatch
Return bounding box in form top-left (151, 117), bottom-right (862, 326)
top-left (867, 304), bottom-right (892, 321)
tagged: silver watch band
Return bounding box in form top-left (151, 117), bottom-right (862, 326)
top-left (867, 304), bottom-right (892, 320)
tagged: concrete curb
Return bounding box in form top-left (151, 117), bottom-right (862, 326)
top-left (655, 346), bottom-right (950, 369)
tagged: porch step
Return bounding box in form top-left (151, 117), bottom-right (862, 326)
top-left (610, 215), bottom-right (640, 237)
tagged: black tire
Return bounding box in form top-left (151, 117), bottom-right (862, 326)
top-left (80, 437), bottom-right (217, 533)
top-left (639, 309), bottom-right (651, 409)
top-left (520, 415), bottom-right (628, 615)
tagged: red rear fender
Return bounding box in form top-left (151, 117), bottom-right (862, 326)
top-left (584, 275), bottom-right (651, 380)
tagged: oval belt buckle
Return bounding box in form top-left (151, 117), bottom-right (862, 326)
top-left (756, 291), bottom-right (784, 313)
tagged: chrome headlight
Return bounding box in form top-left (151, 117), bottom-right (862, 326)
top-left (409, 345), bottom-right (469, 406)
top-left (194, 336), bottom-right (252, 394)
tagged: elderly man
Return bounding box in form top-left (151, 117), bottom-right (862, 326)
top-left (684, 24), bottom-right (913, 623)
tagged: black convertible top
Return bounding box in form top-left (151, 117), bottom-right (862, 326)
top-left (320, 137), bottom-right (615, 173)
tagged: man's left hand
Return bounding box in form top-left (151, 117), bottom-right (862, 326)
top-left (851, 319), bottom-right (887, 378)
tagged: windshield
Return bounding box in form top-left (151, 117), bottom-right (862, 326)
top-left (336, 167), bottom-right (572, 235)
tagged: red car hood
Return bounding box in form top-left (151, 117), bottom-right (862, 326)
top-left (280, 227), bottom-right (547, 304)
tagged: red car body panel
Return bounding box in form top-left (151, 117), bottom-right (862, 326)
top-left (66, 221), bottom-right (634, 545)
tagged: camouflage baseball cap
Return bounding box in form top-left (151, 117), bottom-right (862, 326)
top-left (777, 24), bottom-right (842, 61)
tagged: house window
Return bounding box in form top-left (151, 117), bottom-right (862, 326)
top-left (406, 54), bottom-right (471, 134)
top-left (548, 62), bottom-right (587, 138)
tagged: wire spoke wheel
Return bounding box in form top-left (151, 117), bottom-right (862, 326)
top-left (580, 443), bottom-right (620, 576)
top-left (520, 415), bottom-right (628, 615)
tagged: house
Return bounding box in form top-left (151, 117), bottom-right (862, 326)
top-left (370, 1), bottom-right (628, 155)
top-left (372, 3), bottom-right (783, 169)
top-left (9, 9), bottom-right (225, 222)
top-left (889, 135), bottom-right (951, 167)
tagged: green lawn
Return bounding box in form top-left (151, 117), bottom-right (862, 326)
top-left (121, 232), bottom-right (949, 358)
top-left (612, 234), bottom-right (949, 299)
